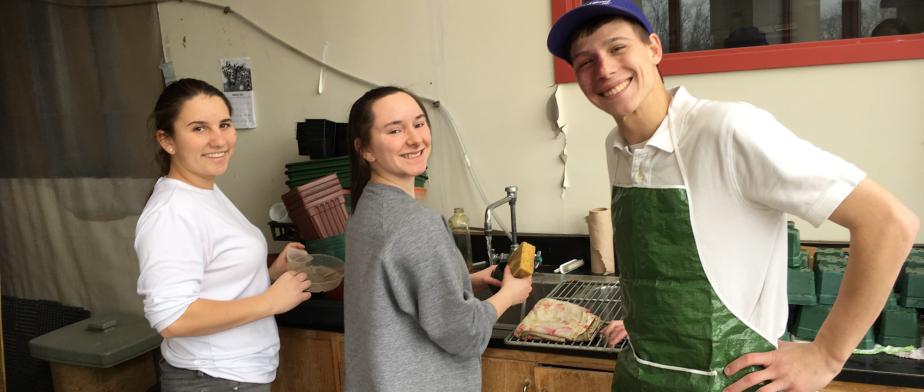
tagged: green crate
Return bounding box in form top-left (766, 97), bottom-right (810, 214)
top-left (284, 156), bottom-right (350, 171)
top-left (308, 234), bottom-right (345, 261)
top-left (788, 265), bottom-right (817, 306)
top-left (814, 269), bottom-right (843, 305)
top-left (787, 221), bottom-right (800, 260)
top-left (814, 251), bottom-right (846, 305)
top-left (793, 304), bottom-right (830, 341)
top-left (857, 329), bottom-right (876, 350)
top-left (908, 248), bottom-right (924, 260)
top-left (877, 294), bottom-right (920, 347)
top-left (793, 305), bottom-right (874, 349)
top-left (815, 247), bottom-right (846, 259)
top-left (896, 264), bottom-right (924, 308)
top-left (789, 249), bottom-right (808, 272)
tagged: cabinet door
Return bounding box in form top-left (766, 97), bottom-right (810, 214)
top-left (823, 381), bottom-right (924, 391)
top-left (273, 328), bottom-right (342, 392)
top-left (482, 357), bottom-right (536, 392)
top-left (534, 366), bottom-right (613, 392)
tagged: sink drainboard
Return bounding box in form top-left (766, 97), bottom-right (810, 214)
top-left (503, 279), bottom-right (627, 353)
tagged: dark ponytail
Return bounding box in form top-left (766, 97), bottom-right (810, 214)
top-left (347, 86), bottom-right (429, 210)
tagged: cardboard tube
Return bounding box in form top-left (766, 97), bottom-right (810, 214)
top-left (586, 207), bottom-right (615, 275)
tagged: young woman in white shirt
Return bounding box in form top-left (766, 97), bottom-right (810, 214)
top-left (135, 78), bottom-right (311, 392)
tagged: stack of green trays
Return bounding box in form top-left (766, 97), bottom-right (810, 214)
top-left (897, 249), bottom-right (924, 308)
top-left (308, 234), bottom-right (345, 261)
top-left (814, 248), bottom-right (847, 305)
top-left (788, 251), bottom-right (817, 305)
top-left (285, 156), bottom-right (351, 189)
top-left (284, 158), bottom-right (429, 193)
top-left (877, 293), bottom-right (920, 347)
top-left (793, 304), bottom-right (875, 349)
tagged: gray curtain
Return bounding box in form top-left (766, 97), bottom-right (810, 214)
top-left (0, 0), bottom-right (165, 315)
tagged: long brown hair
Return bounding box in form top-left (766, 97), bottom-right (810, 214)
top-left (149, 78), bottom-right (231, 176)
top-left (347, 86), bottom-right (430, 210)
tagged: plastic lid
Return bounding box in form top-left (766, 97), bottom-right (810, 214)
top-left (288, 253), bottom-right (344, 293)
top-left (29, 313), bottom-right (161, 368)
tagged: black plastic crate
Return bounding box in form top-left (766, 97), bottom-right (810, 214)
top-left (296, 119), bottom-right (339, 159)
top-left (334, 122), bottom-right (349, 157)
top-left (269, 221), bottom-right (300, 242)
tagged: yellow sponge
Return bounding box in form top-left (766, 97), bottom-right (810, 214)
top-left (508, 242), bottom-right (536, 278)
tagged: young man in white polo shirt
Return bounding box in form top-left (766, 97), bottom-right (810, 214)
top-left (547, 1), bottom-right (919, 391)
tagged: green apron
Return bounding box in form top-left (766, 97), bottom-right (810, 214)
top-left (610, 125), bottom-right (774, 391)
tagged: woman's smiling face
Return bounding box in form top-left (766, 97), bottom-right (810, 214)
top-left (158, 94), bottom-right (236, 189)
top-left (361, 92), bottom-right (431, 188)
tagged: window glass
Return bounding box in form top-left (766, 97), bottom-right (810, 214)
top-left (623, 0), bottom-right (921, 54)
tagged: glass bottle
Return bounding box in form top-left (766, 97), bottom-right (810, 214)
top-left (448, 208), bottom-right (474, 272)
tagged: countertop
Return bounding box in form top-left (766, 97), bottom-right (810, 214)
top-left (276, 286), bottom-right (924, 388)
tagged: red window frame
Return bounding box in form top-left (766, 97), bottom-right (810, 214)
top-left (551, 0), bottom-right (924, 83)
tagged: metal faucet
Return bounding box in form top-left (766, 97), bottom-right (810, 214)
top-left (484, 186), bottom-right (518, 265)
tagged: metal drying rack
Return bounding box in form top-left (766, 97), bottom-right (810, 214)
top-left (504, 279), bottom-right (627, 353)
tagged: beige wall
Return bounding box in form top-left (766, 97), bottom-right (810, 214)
top-left (158, 0), bottom-right (924, 246)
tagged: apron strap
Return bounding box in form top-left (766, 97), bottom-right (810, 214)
top-left (626, 337), bottom-right (719, 377)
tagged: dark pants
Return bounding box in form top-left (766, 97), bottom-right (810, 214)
top-left (159, 360), bottom-right (271, 392)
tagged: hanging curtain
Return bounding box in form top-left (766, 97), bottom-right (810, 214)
top-left (0, 0), bottom-right (165, 315)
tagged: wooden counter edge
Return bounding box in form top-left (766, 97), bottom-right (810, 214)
top-left (483, 347), bottom-right (615, 372)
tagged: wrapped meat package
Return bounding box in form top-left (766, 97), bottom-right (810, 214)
top-left (513, 298), bottom-right (604, 342)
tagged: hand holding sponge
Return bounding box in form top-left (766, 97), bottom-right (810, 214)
top-left (507, 241), bottom-right (536, 278)
top-left (490, 241), bottom-right (536, 287)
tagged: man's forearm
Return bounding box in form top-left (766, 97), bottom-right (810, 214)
top-left (817, 179), bottom-right (918, 364)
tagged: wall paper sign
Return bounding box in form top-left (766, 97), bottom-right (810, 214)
top-left (219, 57), bottom-right (257, 129)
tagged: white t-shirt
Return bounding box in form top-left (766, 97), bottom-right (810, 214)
top-left (135, 177), bottom-right (279, 383)
top-left (605, 87), bottom-right (865, 344)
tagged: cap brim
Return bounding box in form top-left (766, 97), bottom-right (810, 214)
top-left (547, 5), bottom-right (645, 62)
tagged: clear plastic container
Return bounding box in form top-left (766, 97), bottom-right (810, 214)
top-left (287, 249), bottom-right (344, 293)
top-left (286, 248), bottom-right (314, 271)
top-left (448, 208), bottom-right (473, 272)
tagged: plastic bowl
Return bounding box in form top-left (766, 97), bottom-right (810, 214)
top-left (288, 252), bottom-right (344, 293)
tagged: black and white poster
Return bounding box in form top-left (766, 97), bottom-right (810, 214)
top-left (219, 57), bottom-right (257, 129)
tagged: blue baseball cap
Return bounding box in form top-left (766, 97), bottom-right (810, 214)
top-left (547, 0), bottom-right (653, 62)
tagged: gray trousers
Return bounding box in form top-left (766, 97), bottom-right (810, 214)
top-left (159, 360), bottom-right (271, 392)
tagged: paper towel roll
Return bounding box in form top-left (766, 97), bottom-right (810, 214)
top-left (586, 208), bottom-right (615, 275)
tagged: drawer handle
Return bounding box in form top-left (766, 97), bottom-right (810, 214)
top-left (521, 379), bottom-right (531, 392)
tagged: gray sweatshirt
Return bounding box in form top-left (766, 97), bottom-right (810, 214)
top-left (344, 183), bottom-right (497, 392)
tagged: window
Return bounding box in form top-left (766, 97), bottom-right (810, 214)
top-left (552, 0), bottom-right (924, 82)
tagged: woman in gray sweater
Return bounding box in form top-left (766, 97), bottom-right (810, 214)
top-left (344, 86), bottom-right (533, 391)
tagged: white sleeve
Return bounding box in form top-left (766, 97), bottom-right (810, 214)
top-left (134, 205), bottom-right (206, 332)
top-left (727, 105), bottom-right (865, 227)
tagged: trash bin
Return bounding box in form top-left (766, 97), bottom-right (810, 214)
top-left (28, 313), bottom-right (162, 392)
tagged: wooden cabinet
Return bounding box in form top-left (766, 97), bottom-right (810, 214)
top-left (273, 328), bottom-right (344, 392)
top-left (534, 367), bottom-right (614, 392)
top-left (273, 329), bottom-right (918, 392)
top-left (482, 348), bottom-right (614, 392)
top-left (482, 356), bottom-right (536, 391)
